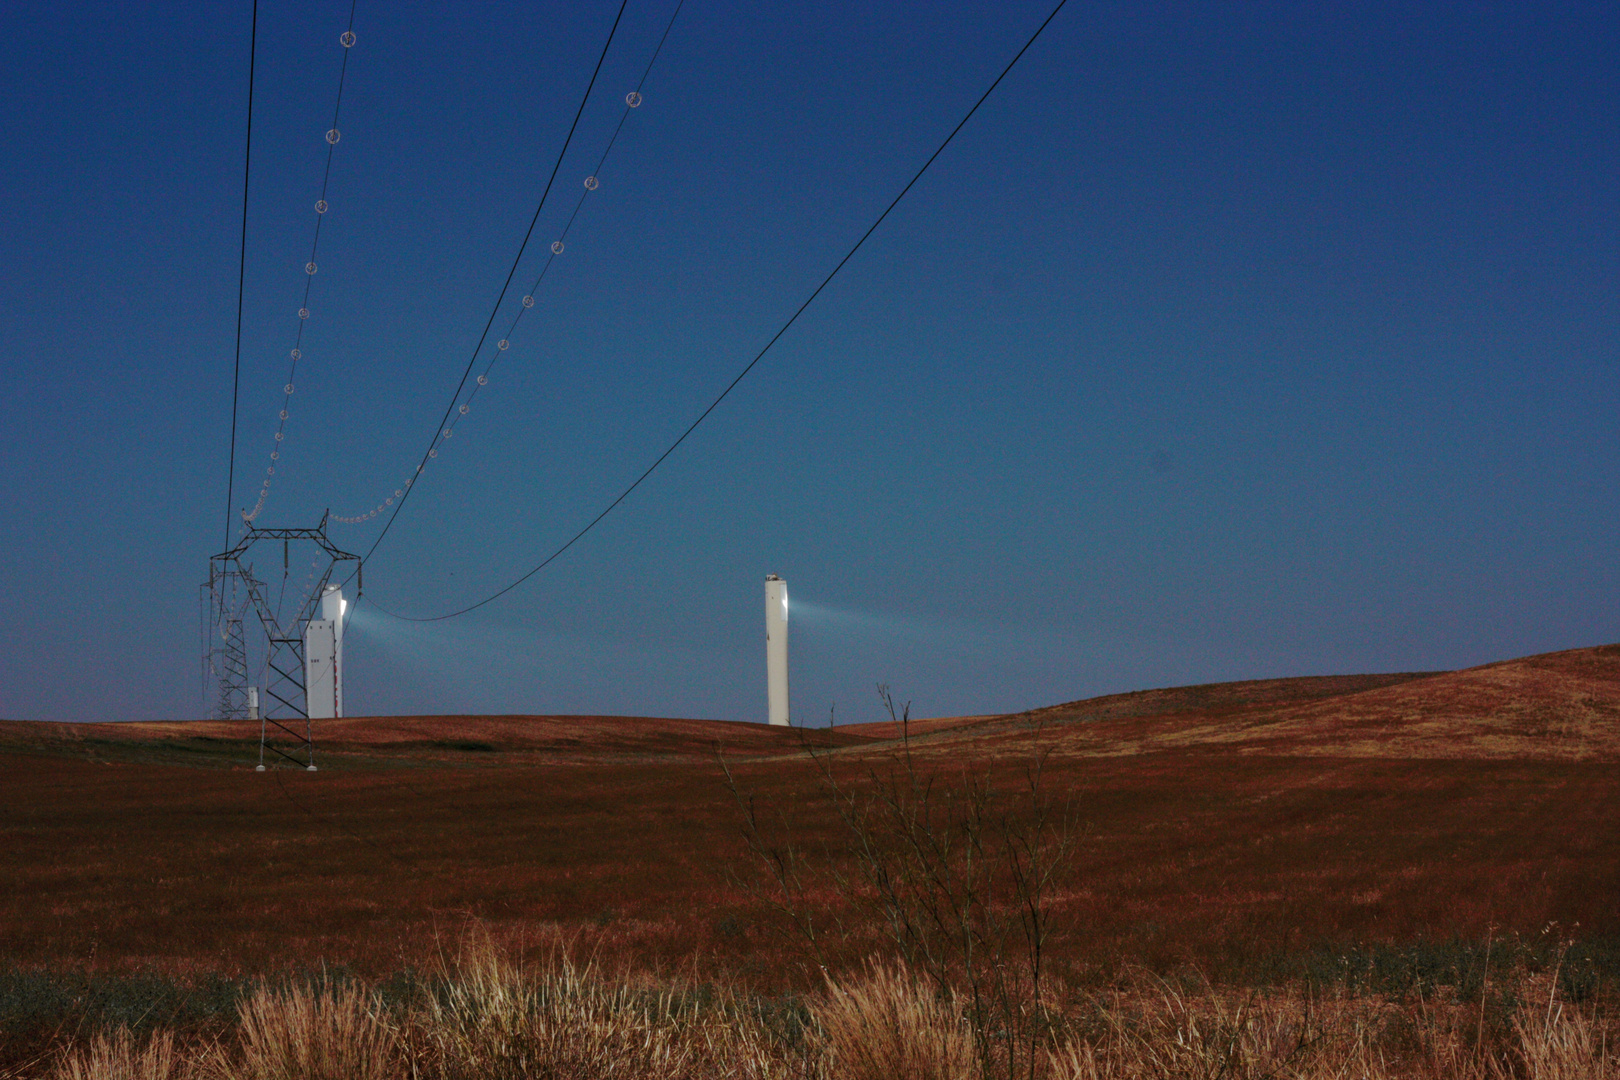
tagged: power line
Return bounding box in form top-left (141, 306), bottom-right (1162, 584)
top-left (242, 0), bottom-right (363, 525)
top-left (332, 0), bottom-right (685, 526)
top-left (343, 0), bottom-right (631, 554)
top-left (455, 4), bottom-right (684, 443)
top-left (224, 0), bottom-right (258, 549)
top-left (366, 0), bottom-right (1070, 624)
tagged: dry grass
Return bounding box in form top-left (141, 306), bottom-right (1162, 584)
top-left (7, 645), bottom-right (1620, 1079)
top-left (216, 979), bottom-right (398, 1080)
top-left (819, 962), bottom-right (974, 1080)
top-left (24, 942), bottom-right (1619, 1080)
top-left (1051, 985), bottom-right (1390, 1079)
top-left (48, 1029), bottom-right (186, 1080)
top-left (400, 928), bottom-right (814, 1080)
top-left (409, 932), bottom-right (701, 1080)
top-left (1047, 975), bottom-right (1620, 1080)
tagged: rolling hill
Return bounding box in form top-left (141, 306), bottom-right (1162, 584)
top-left (1, 643), bottom-right (1616, 983)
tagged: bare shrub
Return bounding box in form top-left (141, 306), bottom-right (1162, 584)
top-left (219, 979), bottom-right (399, 1080)
top-left (728, 684), bottom-right (1074, 1080)
top-left (818, 961), bottom-right (974, 1080)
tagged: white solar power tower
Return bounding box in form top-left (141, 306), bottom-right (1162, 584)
top-left (764, 575), bottom-right (789, 726)
top-left (304, 584), bottom-right (346, 720)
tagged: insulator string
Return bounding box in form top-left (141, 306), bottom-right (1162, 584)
top-left (242, 0), bottom-right (362, 525)
top-left (362, 0), bottom-right (1069, 622)
top-left (330, 0), bottom-right (683, 526)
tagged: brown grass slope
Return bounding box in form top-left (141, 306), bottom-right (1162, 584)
top-left (836, 672), bottom-right (1437, 755)
top-left (1230, 643), bottom-right (1620, 758)
top-left (856, 644), bottom-right (1620, 761)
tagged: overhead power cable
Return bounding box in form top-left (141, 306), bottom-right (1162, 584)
top-left (365, 0), bottom-right (1070, 623)
top-left (224, 0), bottom-right (259, 549)
top-left (341, 0), bottom-right (631, 546)
top-left (242, 0), bottom-right (363, 524)
top-left (332, 0), bottom-right (684, 526)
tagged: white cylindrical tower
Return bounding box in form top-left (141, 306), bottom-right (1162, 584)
top-left (764, 574), bottom-right (789, 727)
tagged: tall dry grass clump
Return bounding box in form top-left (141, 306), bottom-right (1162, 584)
top-left (818, 961), bottom-right (974, 1080)
top-left (1045, 977), bottom-right (1620, 1080)
top-left (1047, 984), bottom-right (1364, 1080)
top-left (1508, 982), bottom-right (1615, 1080)
top-left (50, 1029), bottom-right (187, 1080)
top-left (217, 979), bottom-right (399, 1080)
top-left (411, 931), bottom-right (725, 1080)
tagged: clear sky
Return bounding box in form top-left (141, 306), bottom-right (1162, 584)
top-left (1, 1), bottom-right (1615, 725)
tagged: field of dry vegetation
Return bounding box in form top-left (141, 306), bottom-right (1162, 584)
top-left (3, 644), bottom-right (1619, 1077)
top-left (19, 934), bottom-right (1620, 1079)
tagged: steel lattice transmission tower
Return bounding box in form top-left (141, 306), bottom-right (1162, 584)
top-left (202, 512), bottom-right (359, 769)
top-left (202, 567), bottom-right (255, 721)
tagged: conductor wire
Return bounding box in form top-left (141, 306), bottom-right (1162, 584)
top-left (342, 0), bottom-right (631, 546)
top-left (365, 0), bottom-right (1070, 623)
top-left (224, 0), bottom-right (258, 547)
top-left (452, 0), bottom-right (684, 433)
top-left (331, 0), bottom-right (682, 526)
top-left (243, 0), bottom-right (363, 524)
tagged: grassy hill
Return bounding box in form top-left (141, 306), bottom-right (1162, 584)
top-left (1, 644), bottom-right (1616, 985)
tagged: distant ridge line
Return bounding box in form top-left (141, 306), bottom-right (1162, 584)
top-left (1027, 671), bottom-right (1446, 725)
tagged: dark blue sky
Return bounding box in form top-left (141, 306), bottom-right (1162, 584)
top-left (1, 1), bottom-right (1615, 724)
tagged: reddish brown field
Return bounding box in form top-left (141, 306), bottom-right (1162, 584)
top-left (3, 643), bottom-right (1618, 986)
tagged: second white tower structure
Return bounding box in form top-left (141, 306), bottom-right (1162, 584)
top-left (764, 575), bottom-right (789, 726)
